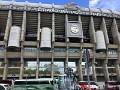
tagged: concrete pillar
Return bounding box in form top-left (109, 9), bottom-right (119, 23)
top-left (36, 46), bottom-right (39, 79)
top-left (37, 12), bottom-right (41, 41)
top-left (3, 45), bottom-right (8, 80)
top-left (19, 7), bottom-right (27, 79)
top-left (89, 16), bottom-right (97, 81)
top-left (20, 11), bottom-right (26, 41)
top-left (51, 44), bottom-right (54, 78)
top-left (77, 43), bottom-right (83, 81)
top-left (92, 46), bottom-right (97, 81)
top-left (111, 18), bottom-right (120, 44)
top-left (91, 61), bottom-right (97, 81)
top-left (19, 43), bottom-right (24, 79)
top-left (36, 12), bottom-right (41, 79)
top-left (100, 17), bottom-right (109, 44)
top-left (52, 13), bottom-right (55, 42)
top-left (89, 16), bottom-right (96, 43)
top-left (64, 58), bottom-right (68, 70)
top-left (4, 10), bottom-right (12, 41)
top-left (3, 10), bottom-right (12, 80)
top-left (50, 61), bottom-right (53, 77)
top-left (115, 46), bottom-right (120, 80)
top-left (100, 17), bottom-right (110, 81)
top-left (102, 60), bottom-right (109, 81)
top-left (51, 13), bottom-right (55, 78)
top-left (77, 15), bottom-right (83, 80)
top-left (36, 60), bottom-right (39, 79)
top-left (114, 62), bottom-right (120, 80)
top-left (64, 14), bottom-right (69, 73)
top-left (64, 40), bottom-right (69, 74)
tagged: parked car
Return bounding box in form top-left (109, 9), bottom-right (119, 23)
top-left (0, 80), bottom-right (14, 89)
top-left (78, 81), bottom-right (100, 90)
top-left (105, 81), bottom-right (120, 90)
top-left (0, 84), bottom-right (12, 90)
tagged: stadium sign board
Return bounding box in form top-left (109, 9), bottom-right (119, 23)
top-left (0, 4), bottom-right (120, 18)
top-left (66, 22), bottom-right (83, 38)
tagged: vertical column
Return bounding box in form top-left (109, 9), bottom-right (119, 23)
top-left (111, 18), bottom-right (120, 44)
top-left (65, 14), bottom-right (69, 71)
top-left (115, 46), bottom-right (120, 80)
top-left (100, 17), bottom-right (109, 44)
top-left (20, 11), bottom-right (26, 41)
top-left (77, 15), bottom-right (83, 80)
top-left (37, 12), bottom-right (41, 41)
top-left (118, 36), bottom-right (120, 80)
top-left (4, 10), bottom-right (12, 41)
top-left (115, 62), bottom-right (120, 80)
top-left (19, 6), bottom-right (27, 79)
top-left (3, 45), bottom-right (8, 80)
top-left (111, 18), bottom-right (120, 80)
top-left (92, 46), bottom-right (97, 81)
top-left (89, 16), bottom-right (97, 81)
top-left (3, 9), bottom-right (12, 80)
top-left (51, 13), bottom-right (55, 78)
top-left (36, 12), bottom-right (41, 79)
top-left (36, 45), bottom-right (39, 79)
top-left (104, 44), bottom-right (109, 81)
top-left (100, 17), bottom-right (109, 81)
top-left (103, 44), bottom-right (109, 81)
top-left (78, 40), bottom-right (83, 81)
top-left (102, 59), bottom-right (109, 81)
top-left (19, 44), bottom-right (24, 79)
top-left (89, 16), bottom-right (96, 43)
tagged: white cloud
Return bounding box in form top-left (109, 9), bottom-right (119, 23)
top-left (89, 0), bottom-right (100, 7)
top-left (89, 0), bottom-right (120, 11)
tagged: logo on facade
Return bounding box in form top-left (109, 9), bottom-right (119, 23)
top-left (71, 23), bottom-right (79, 34)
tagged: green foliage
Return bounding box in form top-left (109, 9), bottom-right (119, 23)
top-left (24, 69), bottom-right (36, 74)
top-left (8, 68), bottom-right (20, 74)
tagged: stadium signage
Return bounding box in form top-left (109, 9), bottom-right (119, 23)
top-left (66, 22), bottom-right (83, 38)
top-left (0, 5), bottom-right (120, 18)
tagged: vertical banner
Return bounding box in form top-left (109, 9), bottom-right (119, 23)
top-left (8, 26), bottom-right (21, 47)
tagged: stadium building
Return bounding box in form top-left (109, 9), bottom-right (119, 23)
top-left (0, 1), bottom-right (120, 82)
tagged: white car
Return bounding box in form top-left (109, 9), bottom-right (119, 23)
top-left (0, 84), bottom-right (12, 90)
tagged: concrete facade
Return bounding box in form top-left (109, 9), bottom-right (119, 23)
top-left (0, 1), bottom-right (120, 82)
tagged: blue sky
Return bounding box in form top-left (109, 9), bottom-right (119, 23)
top-left (8, 0), bottom-right (120, 11)
top-left (16, 0), bottom-right (89, 7)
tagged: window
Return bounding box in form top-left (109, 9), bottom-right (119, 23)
top-left (0, 60), bottom-right (4, 67)
top-left (54, 48), bottom-right (66, 52)
top-left (68, 48), bottom-right (80, 53)
top-left (108, 68), bottom-right (116, 73)
top-left (25, 61), bottom-right (37, 68)
top-left (8, 60), bottom-right (20, 67)
top-left (0, 46), bottom-right (5, 52)
top-left (24, 47), bottom-right (37, 52)
top-left (108, 49), bottom-right (117, 54)
top-left (96, 68), bottom-right (103, 74)
top-left (40, 48), bottom-right (51, 52)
